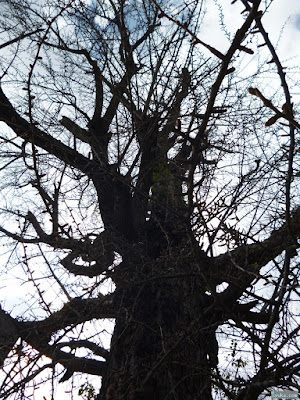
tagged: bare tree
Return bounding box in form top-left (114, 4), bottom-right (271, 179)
top-left (0, 0), bottom-right (299, 399)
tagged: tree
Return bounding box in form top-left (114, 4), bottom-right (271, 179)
top-left (0, 0), bottom-right (299, 399)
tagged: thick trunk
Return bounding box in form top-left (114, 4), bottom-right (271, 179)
top-left (97, 165), bottom-right (219, 399)
top-left (99, 250), bottom-right (217, 400)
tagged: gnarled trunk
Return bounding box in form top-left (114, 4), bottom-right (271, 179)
top-left (99, 235), bottom-right (218, 400)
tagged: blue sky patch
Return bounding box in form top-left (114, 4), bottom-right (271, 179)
top-left (295, 14), bottom-right (300, 30)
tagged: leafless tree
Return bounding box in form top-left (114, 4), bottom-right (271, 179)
top-left (0, 0), bottom-right (299, 399)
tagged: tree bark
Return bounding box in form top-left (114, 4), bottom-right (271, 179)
top-left (98, 226), bottom-right (218, 400)
top-left (0, 306), bottom-right (19, 367)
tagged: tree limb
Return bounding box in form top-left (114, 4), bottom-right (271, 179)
top-left (0, 28), bottom-right (44, 50)
top-left (20, 296), bottom-right (115, 336)
top-left (61, 252), bottom-right (114, 277)
top-left (60, 116), bottom-right (90, 143)
top-left (0, 296), bottom-right (114, 373)
top-left (0, 306), bottom-right (19, 367)
top-left (56, 339), bottom-right (109, 359)
top-left (214, 206), bottom-right (300, 303)
top-left (0, 85), bottom-right (94, 173)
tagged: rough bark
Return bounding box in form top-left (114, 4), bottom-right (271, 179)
top-left (99, 240), bottom-right (217, 400)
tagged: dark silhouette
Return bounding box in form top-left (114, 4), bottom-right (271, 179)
top-left (0, 1), bottom-right (299, 399)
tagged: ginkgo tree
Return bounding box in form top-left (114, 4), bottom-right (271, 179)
top-left (0, 0), bottom-right (299, 399)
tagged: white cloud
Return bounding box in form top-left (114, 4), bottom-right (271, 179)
top-left (263, 0), bottom-right (300, 59)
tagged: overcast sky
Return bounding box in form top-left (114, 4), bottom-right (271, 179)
top-left (201, 0), bottom-right (300, 62)
top-left (264, 0), bottom-right (300, 59)
top-left (1, 1), bottom-right (300, 399)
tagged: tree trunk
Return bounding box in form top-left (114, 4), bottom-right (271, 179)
top-left (99, 234), bottom-right (218, 400)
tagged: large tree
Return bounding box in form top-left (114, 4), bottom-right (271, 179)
top-left (0, 0), bottom-right (299, 399)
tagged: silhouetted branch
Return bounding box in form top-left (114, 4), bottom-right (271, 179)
top-left (0, 28), bottom-right (44, 50)
top-left (0, 306), bottom-right (19, 367)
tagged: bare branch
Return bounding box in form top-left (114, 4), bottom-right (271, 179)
top-left (0, 28), bottom-right (44, 50)
top-left (0, 85), bottom-right (93, 173)
top-left (60, 116), bottom-right (90, 143)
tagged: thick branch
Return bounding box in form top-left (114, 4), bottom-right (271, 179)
top-left (12, 210), bottom-right (117, 274)
top-left (51, 348), bottom-right (106, 377)
top-left (22, 330), bottom-right (107, 377)
top-left (0, 85), bottom-right (94, 173)
top-left (102, 67), bottom-right (138, 132)
top-left (0, 297), bottom-right (113, 374)
top-left (60, 116), bottom-right (90, 143)
top-left (56, 340), bottom-right (109, 360)
top-left (231, 302), bottom-right (270, 324)
top-left (134, 67), bottom-right (191, 218)
top-left (214, 207), bottom-right (300, 278)
top-left (214, 206), bottom-right (300, 303)
top-left (20, 296), bottom-right (115, 336)
top-left (61, 252), bottom-right (114, 277)
top-left (0, 306), bottom-right (19, 367)
top-left (0, 213), bottom-right (96, 255)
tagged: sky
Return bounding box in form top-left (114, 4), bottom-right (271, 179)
top-left (263, 0), bottom-right (300, 59)
top-left (1, 0), bottom-right (300, 399)
top-left (202, 0), bottom-right (300, 61)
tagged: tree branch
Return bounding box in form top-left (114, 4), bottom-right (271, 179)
top-left (60, 116), bottom-right (90, 143)
top-left (0, 28), bottom-right (44, 50)
top-left (61, 251), bottom-right (114, 277)
top-left (0, 85), bottom-right (94, 173)
top-left (0, 306), bottom-right (19, 367)
top-left (20, 296), bottom-right (115, 336)
top-left (214, 206), bottom-right (300, 303)
top-left (150, 0), bottom-right (224, 60)
top-left (56, 340), bottom-right (109, 359)
top-left (0, 295), bottom-right (114, 373)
